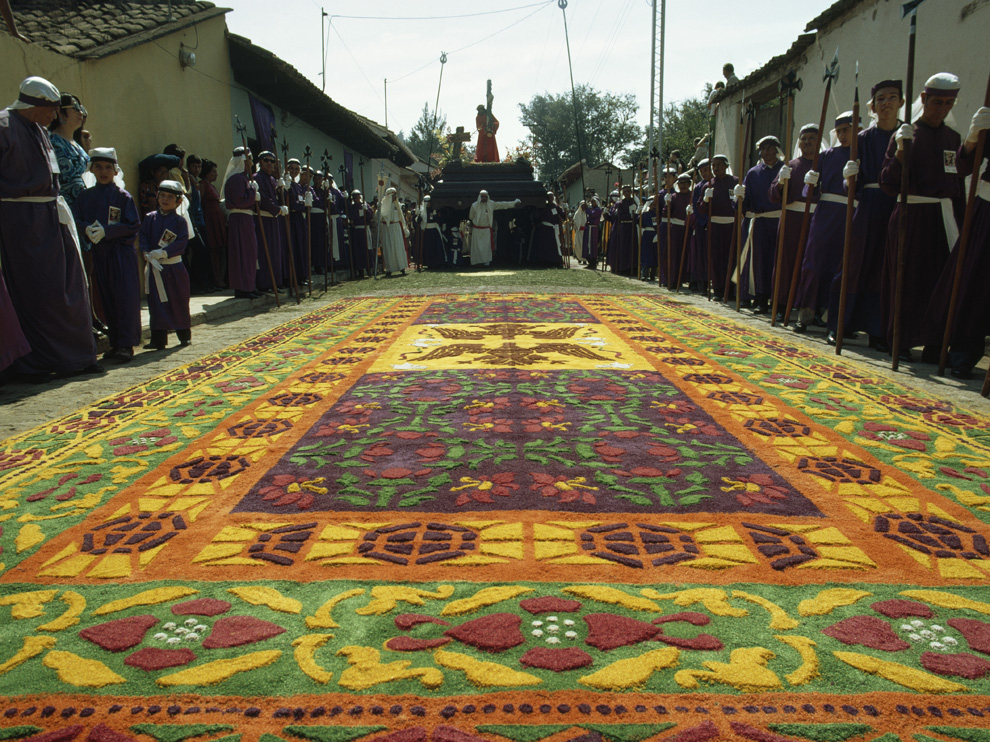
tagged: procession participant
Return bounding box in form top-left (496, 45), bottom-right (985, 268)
top-left (419, 195), bottom-right (447, 269)
top-left (74, 147), bottom-right (141, 362)
top-left (580, 195), bottom-right (603, 268)
top-left (253, 151), bottom-right (284, 292)
top-left (184, 153), bottom-right (213, 292)
top-left (0, 268), bottom-right (29, 375)
top-left (379, 187), bottom-right (408, 277)
top-left (667, 173), bottom-right (693, 288)
top-left (687, 159), bottom-right (713, 290)
top-left (879, 72), bottom-right (965, 360)
top-left (310, 170), bottom-right (330, 275)
top-left (704, 154), bottom-right (738, 298)
top-left (1, 76), bottom-right (100, 381)
top-left (605, 184), bottom-right (638, 275)
top-left (643, 174), bottom-right (670, 282)
top-left (738, 136), bottom-right (783, 312)
top-left (922, 104), bottom-right (990, 378)
top-left (468, 189), bottom-right (519, 266)
top-left (139, 180), bottom-right (190, 351)
top-left (529, 191), bottom-right (564, 266)
top-left (572, 196), bottom-right (588, 264)
top-left (200, 158), bottom-right (227, 289)
top-left (827, 79), bottom-right (904, 349)
top-left (347, 189), bottom-right (373, 278)
top-left (792, 113), bottom-right (855, 333)
top-left (769, 123), bottom-right (820, 317)
top-left (287, 160), bottom-right (312, 284)
top-left (327, 175), bottom-right (347, 274)
top-left (221, 147), bottom-right (259, 299)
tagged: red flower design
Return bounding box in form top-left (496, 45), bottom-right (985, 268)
top-left (530, 473), bottom-right (597, 504)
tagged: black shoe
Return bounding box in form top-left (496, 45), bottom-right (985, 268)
top-left (793, 321), bottom-right (808, 334)
top-left (76, 363), bottom-right (105, 375)
top-left (18, 372), bottom-right (51, 385)
top-left (102, 348), bottom-right (117, 361)
top-left (951, 366), bottom-right (974, 380)
top-left (921, 345), bottom-right (939, 364)
top-left (179, 340), bottom-right (191, 348)
top-left (826, 331), bottom-right (837, 346)
top-left (897, 349), bottom-right (913, 362)
top-left (249, 291), bottom-right (262, 299)
top-left (234, 290), bottom-right (253, 299)
top-left (143, 343), bottom-right (165, 351)
top-left (868, 335), bottom-right (890, 353)
top-left (113, 348), bottom-right (134, 363)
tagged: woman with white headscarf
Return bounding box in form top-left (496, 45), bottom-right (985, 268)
top-left (379, 187), bottom-right (408, 276)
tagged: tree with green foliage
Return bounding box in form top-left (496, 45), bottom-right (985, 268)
top-left (518, 84), bottom-right (642, 182)
top-left (628, 85), bottom-right (713, 172)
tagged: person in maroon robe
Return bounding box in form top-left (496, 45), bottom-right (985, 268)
top-left (74, 147), bottom-right (141, 362)
top-left (199, 159), bottom-right (227, 289)
top-left (879, 73), bottom-right (965, 361)
top-left (475, 105), bottom-right (499, 163)
top-left (605, 185), bottom-right (638, 275)
top-left (769, 123), bottom-right (819, 317)
top-left (1, 76), bottom-right (100, 382)
top-left (704, 154), bottom-right (739, 298)
top-left (253, 151), bottom-right (284, 292)
top-left (666, 174), bottom-right (693, 289)
top-left (310, 171), bottom-right (330, 276)
top-left (140, 180), bottom-right (191, 350)
top-left (688, 160), bottom-right (712, 290)
top-left (347, 190), bottom-right (373, 278)
top-left (222, 147), bottom-right (260, 299)
top-left (738, 136), bottom-right (784, 312)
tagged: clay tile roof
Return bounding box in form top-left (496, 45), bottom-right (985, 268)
top-left (6, 0), bottom-right (229, 59)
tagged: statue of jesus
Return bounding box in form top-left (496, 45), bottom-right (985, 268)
top-left (474, 80), bottom-right (499, 163)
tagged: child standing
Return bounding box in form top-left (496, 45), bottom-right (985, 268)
top-left (74, 147), bottom-right (141, 362)
top-left (140, 180), bottom-right (190, 350)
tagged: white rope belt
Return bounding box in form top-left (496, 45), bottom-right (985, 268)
top-left (144, 254), bottom-right (182, 302)
top-left (228, 209), bottom-right (254, 216)
top-left (310, 208), bottom-right (325, 214)
top-left (864, 183), bottom-right (881, 190)
top-left (710, 215), bottom-right (735, 225)
top-left (354, 225), bottom-right (367, 229)
top-left (666, 218), bottom-right (686, 227)
top-left (0, 196), bottom-right (56, 203)
top-left (745, 210), bottom-right (781, 219)
top-left (906, 194), bottom-right (959, 247)
top-left (786, 201), bottom-right (817, 214)
top-left (642, 227), bottom-right (655, 233)
top-left (819, 193), bottom-right (858, 207)
top-left (260, 212), bottom-right (276, 218)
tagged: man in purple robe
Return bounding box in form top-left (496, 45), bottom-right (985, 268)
top-left (286, 159), bottom-right (312, 286)
top-left (253, 151), bottom-right (284, 292)
top-left (347, 190), bottom-right (373, 279)
top-left (327, 176), bottom-right (348, 279)
top-left (664, 174), bottom-right (693, 289)
top-left (880, 73), bottom-right (964, 361)
top-left (419, 195), bottom-right (447, 269)
top-left (579, 195), bottom-right (602, 268)
top-left (0, 270), bottom-right (29, 375)
top-left (310, 171), bottom-right (330, 276)
top-left (688, 160), bottom-right (712, 290)
top-left (923, 104), bottom-right (990, 378)
top-left (703, 154), bottom-right (738, 298)
top-left (1, 76), bottom-right (100, 382)
top-left (140, 180), bottom-right (190, 350)
top-left (74, 147), bottom-right (141, 362)
top-left (827, 80), bottom-right (903, 350)
top-left (738, 136), bottom-right (783, 312)
top-left (529, 191), bottom-right (564, 266)
top-left (222, 147), bottom-right (260, 299)
top-left (605, 185), bottom-right (637, 275)
top-left (792, 113), bottom-right (854, 334)
top-left (769, 124), bottom-right (819, 317)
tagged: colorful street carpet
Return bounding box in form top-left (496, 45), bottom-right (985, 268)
top-left (4, 293), bottom-right (990, 742)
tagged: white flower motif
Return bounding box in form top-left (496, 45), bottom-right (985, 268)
top-left (944, 637), bottom-right (958, 646)
top-left (531, 629), bottom-right (544, 637)
top-left (153, 632), bottom-right (168, 641)
top-left (547, 616), bottom-right (558, 622)
top-left (900, 624), bottom-right (914, 632)
top-left (162, 622), bottom-right (177, 630)
top-left (166, 637), bottom-right (181, 645)
top-left (195, 624), bottom-right (208, 632)
top-left (184, 618), bottom-right (198, 627)
top-left (531, 620), bottom-right (543, 627)
top-left (565, 631), bottom-right (577, 638)
top-left (911, 620), bottom-right (924, 628)
top-left (547, 624), bottom-right (560, 633)
top-left (930, 642), bottom-right (946, 651)
top-left (546, 636), bottom-right (560, 644)
top-left (174, 627), bottom-right (189, 635)
top-left (909, 634), bottom-right (923, 641)
top-left (184, 633), bottom-right (199, 641)
top-left (920, 630), bottom-right (934, 639)
top-left (563, 619), bottom-right (575, 626)
top-left (931, 625), bottom-right (945, 633)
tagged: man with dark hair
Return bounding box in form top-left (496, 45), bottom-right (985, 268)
top-left (723, 63), bottom-right (740, 86)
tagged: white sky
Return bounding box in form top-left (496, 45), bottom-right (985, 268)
top-left (225, 0), bottom-right (839, 154)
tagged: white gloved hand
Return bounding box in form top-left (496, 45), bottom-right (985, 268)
top-left (85, 223), bottom-right (105, 244)
top-left (967, 106), bottom-right (990, 144)
top-left (843, 160), bottom-right (860, 179)
top-left (304, 191), bottom-right (314, 207)
top-left (804, 170), bottom-right (820, 186)
top-left (514, 199), bottom-right (521, 206)
top-left (280, 205), bottom-right (289, 216)
top-left (685, 204), bottom-right (694, 216)
top-left (732, 184), bottom-right (746, 199)
top-left (149, 249), bottom-right (168, 261)
top-left (778, 165), bottom-right (792, 182)
top-left (281, 174), bottom-right (293, 189)
top-left (703, 187), bottom-right (714, 202)
top-left (895, 123), bottom-right (914, 145)
top-left (664, 193), bottom-right (673, 205)
top-left (255, 190), bottom-right (261, 203)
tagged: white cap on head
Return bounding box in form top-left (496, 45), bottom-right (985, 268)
top-left (799, 122), bottom-right (820, 135)
top-left (423, 195), bottom-right (431, 201)
top-left (755, 135), bottom-right (780, 151)
top-left (89, 147), bottom-right (117, 164)
top-left (385, 187), bottom-right (396, 195)
top-left (158, 180), bottom-right (185, 196)
top-left (924, 72), bottom-right (961, 97)
top-left (10, 76), bottom-right (61, 110)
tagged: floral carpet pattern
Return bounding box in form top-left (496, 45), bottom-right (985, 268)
top-left (3, 293), bottom-right (990, 742)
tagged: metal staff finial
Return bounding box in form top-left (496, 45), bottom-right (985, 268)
top-left (824, 47), bottom-right (840, 84)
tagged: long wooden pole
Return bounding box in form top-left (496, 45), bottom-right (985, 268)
top-left (891, 11), bottom-right (920, 371)
top-left (938, 71), bottom-right (990, 375)
top-left (676, 181), bottom-right (692, 290)
top-left (783, 57), bottom-right (839, 326)
top-left (234, 116), bottom-right (280, 307)
top-left (272, 130), bottom-right (300, 304)
top-left (835, 66), bottom-right (861, 355)
top-left (725, 99), bottom-right (751, 306)
top-left (770, 89), bottom-right (796, 327)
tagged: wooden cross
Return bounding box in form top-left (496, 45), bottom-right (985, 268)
top-left (447, 126), bottom-right (471, 159)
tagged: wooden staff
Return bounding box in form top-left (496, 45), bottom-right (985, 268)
top-left (939, 71), bottom-right (990, 375)
top-left (835, 63), bottom-right (861, 355)
top-left (321, 150), bottom-right (333, 291)
top-left (303, 145), bottom-right (313, 297)
top-left (783, 51), bottom-right (840, 326)
top-left (235, 116), bottom-right (280, 308)
top-left (891, 0), bottom-right (926, 371)
top-left (675, 178), bottom-right (694, 291)
top-left (770, 71), bottom-right (801, 326)
top-left (705, 186), bottom-right (714, 301)
top-left (415, 178), bottom-right (425, 272)
top-left (272, 127), bottom-right (300, 304)
top-left (731, 102), bottom-right (753, 309)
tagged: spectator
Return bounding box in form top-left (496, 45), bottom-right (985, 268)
top-left (199, 158), bottom-right (227, 288)
top-left (723, 63), bottom-right (740, 86)
top-left (48, 93), bottom-right (89, 209)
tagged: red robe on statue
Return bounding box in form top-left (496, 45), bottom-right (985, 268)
top-left (475, 114), bottom-right (499, 163)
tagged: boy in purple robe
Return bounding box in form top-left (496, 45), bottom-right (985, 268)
top-left (880, 73), bottom-right (965, 361)
top-left (580, 196), bottom-right (602, 268)
top-left (74, 147), bottom-right (141, 362)
top-left (739, 136), bottom-right (783, 311)
top-left (347, 190), bottom-right (373, 278)
top-left (792, 114), bottom-right (854, 333)
top-left (769, 124), bottom-right (819, 317)
top-left (688, 160), bottom-right (712, 290)
top-left (664, 175), bottom-right (693, 289)
top-left (703, 154), bottom-right (739, 298)
top-left (140, 180), bottom-right (190, 350)
top-left (253, 152), bottom-right (284, 292)
top-left (605, 185), bottom-right (637, 275)
top-left (1, 76), bottom-right (100, 382)
top-left (826, 80), bottom-right (904, 349)
top-left (310, 171), bottom-right (330, 275)
top-left (286, 159), bottom-right (312, 285)
top-left (923, 103), bottom-right (990, 378)
top-left (327, 176), bottom-right (348, 277)
top-left (222, 147), bottom-right (261, 299)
